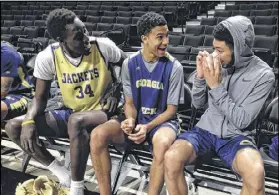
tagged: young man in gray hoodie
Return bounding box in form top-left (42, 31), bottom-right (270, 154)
top-left (164, 16), bottom-right (275, 195)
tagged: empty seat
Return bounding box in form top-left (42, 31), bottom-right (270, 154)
top-left (141, 2), bottom-right (153, 6)
top-left (148, 6), bottom-right (162, 13)
top-left (10, 26), bottom-right (25, 36)
top-left (114, 2), bottom-right (127, 6)
top-left (214, 10), bottom-right (231, 17)
top-left (117, 11), bottom-right (132, 17)
top-left (250, 10), bottom-right (271, 16)
top-left (255, 16), bottom-right (276, 25)
top-left (253, 36), bottom-right (278, 54)
top-left (225, 5), bottom-right (239, 10)
top-left (116, 6), bottom-right (131, 12)
top-left (271, 9), bottom-right (278, 16)
top-left (112, 23), bottom-right (130, 37)
top-left (239, 4), bottom-right (256, 10)
top-left (164, 2), bottom-right (177, 6)
top-left (1, 26), bottom-right (10, 34)
top-left (202, 35), bottom-right (214, 47)
top-left (96, 23), bottom-right (113, 31)
top-left (40, 5), bottom-right (50, 10)
top-left (22, 10), bottom-right (33, 15)
top-left (167, 46), bottom-right (191, 62)
top-left (14, 15), bottom-right (25, 21)
top-left (17, 37), bottom-right (35, 52)
top-left (102, 1), bottom-right (114, 5)
top-left (247, 16), bottom-right (255, 24)
top-left (12, 10), bottom-right (22, 15)
top-left (34, 20), bottom-right (46, 27)
top-left (100, 5), bottom-right (112, 11)
top-left (76, 5), bottom-right (87, 10)
top-left (25, 15), bottom-right (37, 20)
top-left (85, 10), bottom-right (99, 17)
top-left (74, 10), bottom-right (85, 16)
top-left (168, 34), bottom-right (184, 46)
top-left (204, 25), bottom-right (215, 35)
top-left (88, 5), bottom-right (100, 10)
top-left (129, 2), bottom-right (141, 6)
top-left (217, 17), bottom-right (227, 24)
top-left (183, 35), bottom-right (204, 47)
top-left (112, 23), bottom-right (130, 45)
top-left (254, 25), bottom-right (276, 36)
top-left (115, 16), bottom-right (131, 24)
top-left (273, 2), bottom-right (278, 9)
top-left (131, 6), bottom-right (146, 12)
top-left (3, 20), bottom-right (17, 27)
top-left (103, 11), bottom-right (117, 17)
top-left (1, 10), bottom-right (11, 15)
top-left (131, 17), bottom-right (140, 24)
top-left (29, 5), bottom-right (40, 10)
top-left (23, 26), bottom-right (39, 38)
top-left (185, 25), bottom-right (205, 36)
top-left (100, 16), bottom-right (115, 24)
top-left (231, 10), bottom-right (250, 16)
top-left (133, 11), bottom-right (146, 17)
top-left (256, 3), bottom-right (273, 10)
top-left (86, 16), bottom-right (100, 23)
top-left (20, 20), bottom-right (34, 27)
top-left (84, 22), bottom-right (97, 32)
top-left (33, 37), bottom-right (49, 50)
top-left (200, 17), bottom-right (217, 26)
top-left (2, 15), bottom-right (13, 20)
top-left (163, 6), bottom-right (178, 14)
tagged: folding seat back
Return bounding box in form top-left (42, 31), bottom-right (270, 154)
top-left (2, 10), bottom-right (11, 15)
top-left (41, 14), bottom-right (48, 20)
top-left (14, 15), bottom-right (25, 21)
top-left (25, 15), bottom-right (37, 20)
top-left (204, 25), bottom-right (215, 35)
top-left (65, 2), bottom-right (76, 6)
top-left (3, 20), bottom-right (17, 27)
top-left (88, 5), bottom-right (100, 11)
top-left (85, 10), bottom-right (99, 17)
top-left (23, 26), bottom-right (39, 38)
top-left (163, 6), bottom-right (178, 13)
top-left (112, 23), bottom-right (130, 36)
top-left (254, 25), bottom-right (275, 36)
top-left (96, 23), bottom-right (113, 31)
top-left (148, 6), bottom-right (162, 13)
top-left (253, 36), bottom-right (278, 54)
top-left (20, 20), bottom-right (34, 27)
top-left (153, 2), bottom-right (162, 6)
top-left (76, 5), bottom-right (87, 10)
top-left (168, 34), bottom-right (184, 46)
top-left (100, 5), bottom-right (112, 11)
top-left (100, 16), bottom-right (115, 24)
top-left (274, 2), bottom-right (278, 9)
top-left (102, 2), bottom-right (114, 6)
top-left (51, 5), bottom-right (61, 9)
top-left (225, 5), bottom-right (239, 10)
top-left (10, 5), bottom-right (19, 10)
top-left (129, 2), bottom-right (141, 6)
top-left (250, 10), bottom-right (271, 16)
top-left (114, 2), bottom-right (127, 6)
top-left (131, 6), bottom-right (146, 12)
top-left (239, 4), bottom-right (256, 10)
top-left (203, 35), bottom-right (214, 46)
top-left (185, 25), bottom-right (205, 36)
top-left (10, 26), bottom-right (25, 36)
top-left (86, 16), bottom-right (100, 23)
top-left (12, 10), bottom-right (22, 15)
top-left (247, 16), bottom-right (255, 24)
top-left (103, 11), bottom-right (117, 17)
top-left (256, 3), bottom-right (273, 10)
top-left (1, 27), bottom-right (10, 34)
top-left (255, 16), bottom-right (276, 25)
top-left (22, 10), bottom-right (33, 15)
top-left (133, 11), bottom-right (146, 17)
top-left (167, 46), bottom-right (191, 62)
top-left (200, 17), bottom-right (217, 26)
top-left (214, 10), bottom-right (231, 17)
top-left (32, 37), bottom-right (49, 50)
top-left (74, 10), bottom-right (85, 16)
top-left (34, 20), bottom-right (46, 27)
top-left (116, 6), bottom-right (131, 12)
top-left (117, 11), bottom-right (132, 17)
top-left (141, 2), bottom-right (153, 6)
top-left (40, 5), bottom-right (50, 10)
top-left (20, 5), bottom-right (30, 10)
top-left (2, 15), bottom-right (14, 20)
top-left (131, 17), bottom-right (140, 24)
top-left (231, 10), bottom-right (250, 16)
top-left (164, 2), bottom-right (177, 6)
top-left (77, 2), bottom-right (88, 5)
top-left (29, 5), bottom-right (40, 10)
top-left (183, 35), bottom-right (204, 47)
top-left (115, 16), bottom-right (131, 24)
top-left (84, 22), bottom-right (97, 32)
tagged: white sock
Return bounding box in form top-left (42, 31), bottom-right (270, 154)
top-left (47, 159), bottom-right (71, 187)
top-left (70, 180), bottom-right (84, 195)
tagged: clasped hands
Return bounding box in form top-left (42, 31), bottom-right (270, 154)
top-left (121, 118), bottom-right (147, 144)
top-left (196, 50), bottom-right (222, 89)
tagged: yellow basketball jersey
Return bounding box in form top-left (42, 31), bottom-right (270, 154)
top-left (52, 42), bottom-right (112, 112)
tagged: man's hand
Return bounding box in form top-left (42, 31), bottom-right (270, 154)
top-left (121, 118), bottom-right (135, 135)
top-left (20, 123), bottom-right (40, 153)
top-left (202, 51), bottom-right (222, 89)
top-left (196, 51), bottom-right (207, 79)
top-left (105, 96), bottom-right (118, 113)
top-left (128, 124), bottom-right (148, 144)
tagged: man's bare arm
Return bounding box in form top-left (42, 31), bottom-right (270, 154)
top-left (1, 77), bottom-right (14, 99)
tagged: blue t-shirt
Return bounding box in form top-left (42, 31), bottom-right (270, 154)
top-left (128, 52), bottom-right (174, 124)
top-left (1, 42), bottom-right (34, 95)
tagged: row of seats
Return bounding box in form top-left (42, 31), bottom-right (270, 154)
top-left (214, 9), bottom-right (278, 17)
top-left (225, 3), bottom-right (278, 10)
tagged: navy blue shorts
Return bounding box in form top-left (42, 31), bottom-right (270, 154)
top-left (178, 126), bottom-right (258, 171)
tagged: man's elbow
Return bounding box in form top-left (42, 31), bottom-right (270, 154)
top-left (1, 91), bottom-right (9, 99)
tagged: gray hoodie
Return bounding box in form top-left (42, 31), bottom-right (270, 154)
top-left (192, 16), bottom-right (275, 139)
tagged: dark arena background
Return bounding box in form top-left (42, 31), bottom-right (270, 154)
top-left (1, 1), bottom-right (278, 195)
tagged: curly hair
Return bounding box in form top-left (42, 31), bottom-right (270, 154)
top-left (137, 12), bottom-right (167, 37)
top-left (213, 23), bottom-right (234, 49)
top-left (46, 9), bottom-right (77, 41)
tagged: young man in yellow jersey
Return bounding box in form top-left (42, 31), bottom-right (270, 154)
top-left (5, 9), bottom-right (126, 195)
top-left (90, 12), bottom-right (184, 194)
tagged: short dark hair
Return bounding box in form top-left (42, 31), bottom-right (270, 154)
top-left (46, 9), bottom-right (77, 41)
top-left (213, 23), bottom-right (234, 49)
top-left (137, 12), bottom-right (167, 37)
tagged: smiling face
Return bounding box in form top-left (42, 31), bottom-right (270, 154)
top-left (141, 25), bottom-right (169, 61)
top-left (62, 17), bottom-right (90, 57)
top-left (213, 38), bottom-right (233, 66)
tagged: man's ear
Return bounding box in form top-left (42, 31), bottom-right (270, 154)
top-left (141, 35), bottom-right (147, 44)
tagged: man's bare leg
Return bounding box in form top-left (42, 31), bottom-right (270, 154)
top-left (148, 127), bottom-right (176, 195)
top-left (164, 140), bottom-right (197, 195)
top-left (90, 120), bottom-right (125, 195)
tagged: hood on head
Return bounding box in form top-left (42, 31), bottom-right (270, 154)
top-left (221, 16), bottom-right (254, 68)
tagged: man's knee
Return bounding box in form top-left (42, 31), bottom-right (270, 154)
top-left (67, 113), bottom-right (84, 137)
top-left (90, 126), bottom-right (109, 149)
top-left (5, 119), bottom-right (22, 141)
